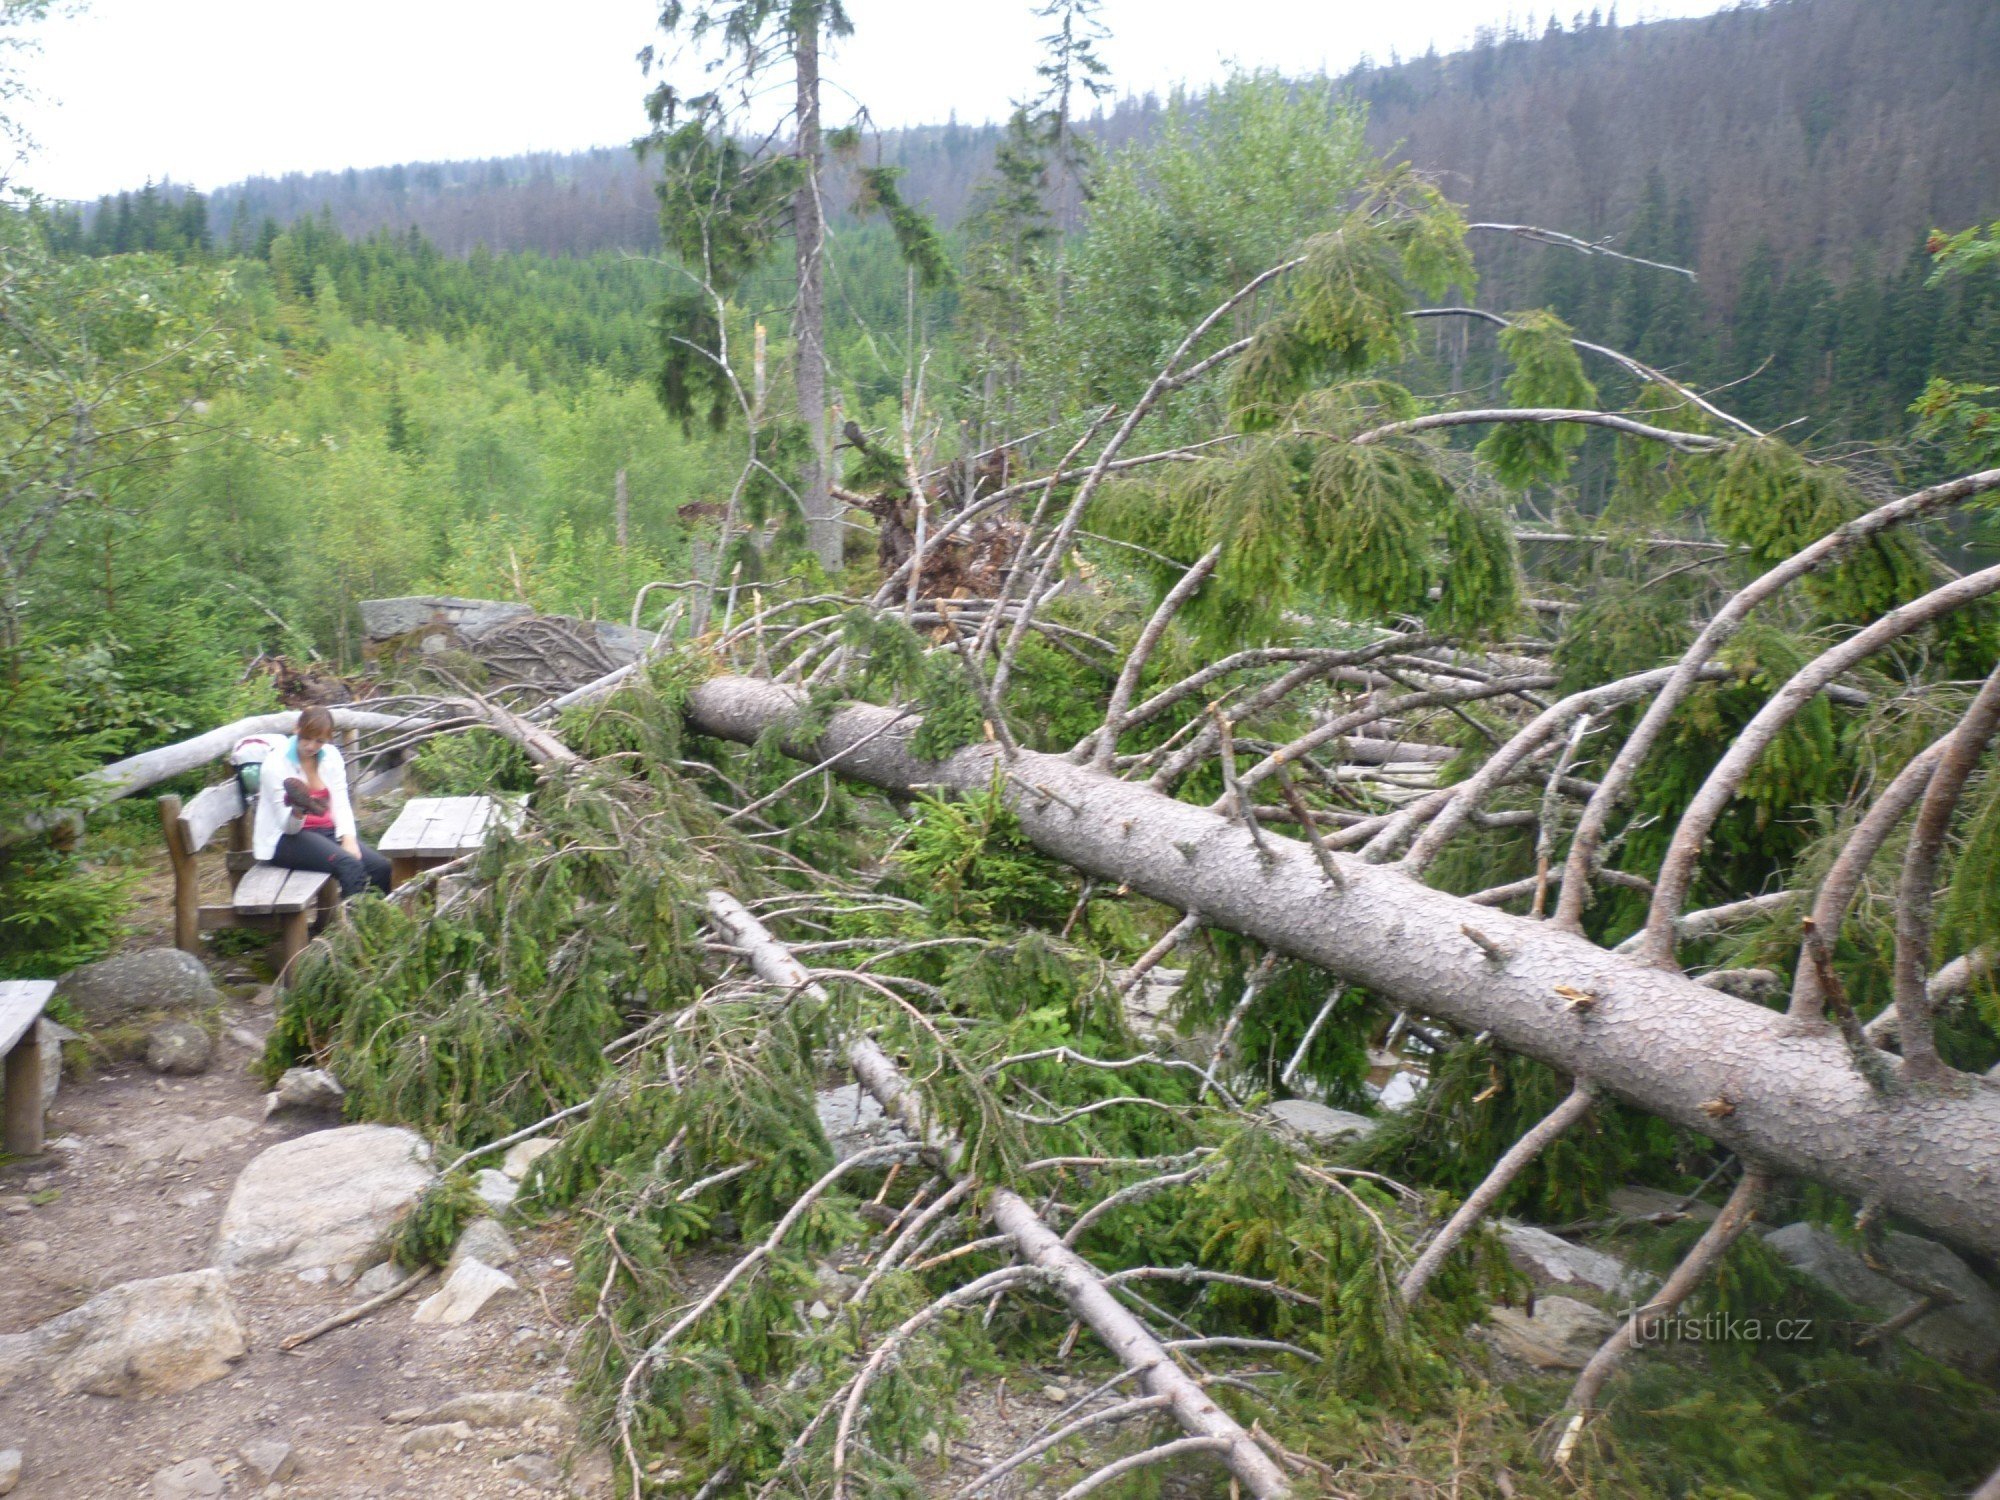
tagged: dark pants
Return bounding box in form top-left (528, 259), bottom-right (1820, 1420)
top-left (272, 830), bottom-right (392, 899)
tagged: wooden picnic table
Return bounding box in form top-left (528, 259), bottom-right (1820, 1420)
top-left (378, 795), bottom-right (519, 888)
top-left (0, 979), bottom-right (54, 1155)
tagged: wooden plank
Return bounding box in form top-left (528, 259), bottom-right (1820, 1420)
top-left (379, 798), bottom-right (445, 857)
top-left (233, 863), bottom-right (291, 915)
top-left (272, 869), bottom-right (332, 912)
top-left (178, 780), bottom-right (246, 854)
top-left (0, 981), bottom-right (54, 1056)
top-left (408, 798), bottom-right (478, 857)
top-left (439, 798), bottom-right (487, 854)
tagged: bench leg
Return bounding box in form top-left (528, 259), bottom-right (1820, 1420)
top-left (4, 1031), bottom-right (44, 1156)
top-left (278, 910), bottom-right (311, 982)
top-left (389, 856), bottom-right (420, 891)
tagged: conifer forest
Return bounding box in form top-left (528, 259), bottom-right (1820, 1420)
top-left (5, 0), bottom-right (2000, 1496)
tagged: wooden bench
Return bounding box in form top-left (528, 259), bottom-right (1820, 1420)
top-left (158, 781), bottom-right (336, 970)
top-left (0, 980), bottom-right (53, 1155)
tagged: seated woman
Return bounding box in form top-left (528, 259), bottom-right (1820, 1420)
top-left (252, 705), bottom-right (391, 899)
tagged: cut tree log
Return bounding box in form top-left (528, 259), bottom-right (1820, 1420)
top-left (1, 707), bottom-right (414, 848)
top-left (706, 891), bottom-right (1294, 1499)
top-left (684, 674), bottom-right (2000, 1257)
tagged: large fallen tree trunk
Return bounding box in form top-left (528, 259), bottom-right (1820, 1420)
top-left (0, 706), bottom-right (416, 849)
top-left (684, 674), bottom-right (2000, 1257)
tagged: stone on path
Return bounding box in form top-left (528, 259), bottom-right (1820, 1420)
top-left (0, 1449), bottom-right (18, 1495)
top-left (1485, 1296), bottom-right (1620, 1369)
top-left (411, 1258), bottom-right (517, 1327)
top-left (399, 1421), bottom-right (474, 1454)
top-left (1763, 1221), bottom-right (2000, 1372)
top-left (0, 1268), bottom-right (245, 1398)
top-left (502, 1137), bottom-right (558, 1180)
top-left (215, 1124), bottom-right (434, 1277)
top-left (55, 948), bottom-right (220, 1025)
top-left (150, 1458), bottom-right (223, 1499)
top-left (504, 1452), bottom-right (561, 1485)
top-left (414, 1391), bottom-right (564, 1429)
top-left (474, 1167), bottom-right (518, 1212)
top-left (38, 1019), bottom-right (75, 1108)
top-left (1261, 1098), bottom-right (1376, 1143)
top-left (449, 1217), bottom-right (518, 1271)
top-left (238, 1439), bottom-right (297, 1483)
top-left (262, 1065), bottom-right (345, 1119)
top-left (1500, 1221), bottom-right (1655, 1300)
top-left (145, 1020), bottom-right (212, 1076)
top-left (353, 1260), bottom-right (410, 1296)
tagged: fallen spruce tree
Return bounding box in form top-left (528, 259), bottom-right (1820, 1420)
top-left (246, 195), bottom-right (2000, 1494)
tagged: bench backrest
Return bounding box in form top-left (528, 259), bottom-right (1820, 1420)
top-left (178, 779), bottom-right (248, 856)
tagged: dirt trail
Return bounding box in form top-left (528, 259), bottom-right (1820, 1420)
top-left (0, 928), bottom-right (603, 1498)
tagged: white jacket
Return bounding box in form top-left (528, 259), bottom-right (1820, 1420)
top-left (252, 739), bottom-right (357, 860)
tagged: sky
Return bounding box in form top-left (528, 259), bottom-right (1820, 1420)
top-left (10, 0), bottom-right (1740, 202)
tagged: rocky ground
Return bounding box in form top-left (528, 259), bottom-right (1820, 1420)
top-left (0, 850), bottom-right (605, 1500)
top-left (7, 850), bottom-right (1995, 1499)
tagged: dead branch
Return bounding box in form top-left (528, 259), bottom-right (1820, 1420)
top-left (1399, 1081), bottom-right (1596, 1304)
top-left (279, 1267), bottom-right (433, 1350)
top-left (707, 891), bottom-right (1294, 1498)
top-left (1558, 466), bottom-right (2000, 932)
top-left (1892, 661), bottom-right (2000, 1078)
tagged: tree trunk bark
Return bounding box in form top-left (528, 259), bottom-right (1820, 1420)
top-left (792, 12), bottom-right (838, 573)
top-left (2, 707), bottom-right (412, 847)
top-left (683, 674), bottom-right (2000, 1257)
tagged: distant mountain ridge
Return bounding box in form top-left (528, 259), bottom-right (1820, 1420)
top-left (87, 0), bottom-right (2000, 314)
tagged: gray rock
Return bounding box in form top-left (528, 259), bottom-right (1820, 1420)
top-left (0, 1269), bottom-right (245, 1398)
top-left (262, 1066), bottom-right (345, 1119)
top-left (502, 1137), bottom-right (558, 1181)
top-left (1608, 1185), bottom-right (1719, 1225)
top-left (353, 1260), bottom-right (409, 1296)
top-left (418, 1391), bottom-right (564, 1429)
top-left (411, 1258), bottom-right (518, 1327)
top-left (504, 1452), bottom-right (561, 1486)
top-left (814, 1083), bottom-right (912, 1161)
top-left (37, 1019), bottom-right (75, 1108)
top-left (0, 1449), bottom-right (18, 1495)
top-left (150, 1458), bottom-right (223, 1499)
top-left (1500, 1222), bottom-right (1655, 1301)
top-left (1374, 1070), bottom-right (1426, 1112)
top-left (1262, 1098), bottom-right (1376, 1143)
top-left (145, 1021), bottom-right (212, 1076)
top-left (358, 596), bottom-right (531, 642)
top-left (1763, 1221), bottom-right (2000, 1372)
top-left (474, 1168), bottom-right (519, 1212)
top-left (238, 1439), bottom-right (297, 1483)
top-left (449, 1217), bottom-right (518, 1271)
top-left (1117, 966), bottom-right (1183, 1044)
top-left (1486, 1296), bottom-right (1620, 1369)
top-left (55, 948), bottom-right (219, 1025)
top-left (398, 1421), bottom-right (473, 1455)
top-left (215, 1124), bottom-right (434, 1277)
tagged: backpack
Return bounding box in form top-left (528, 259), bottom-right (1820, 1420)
top-left (229, 733), bottom-right (287, 804)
